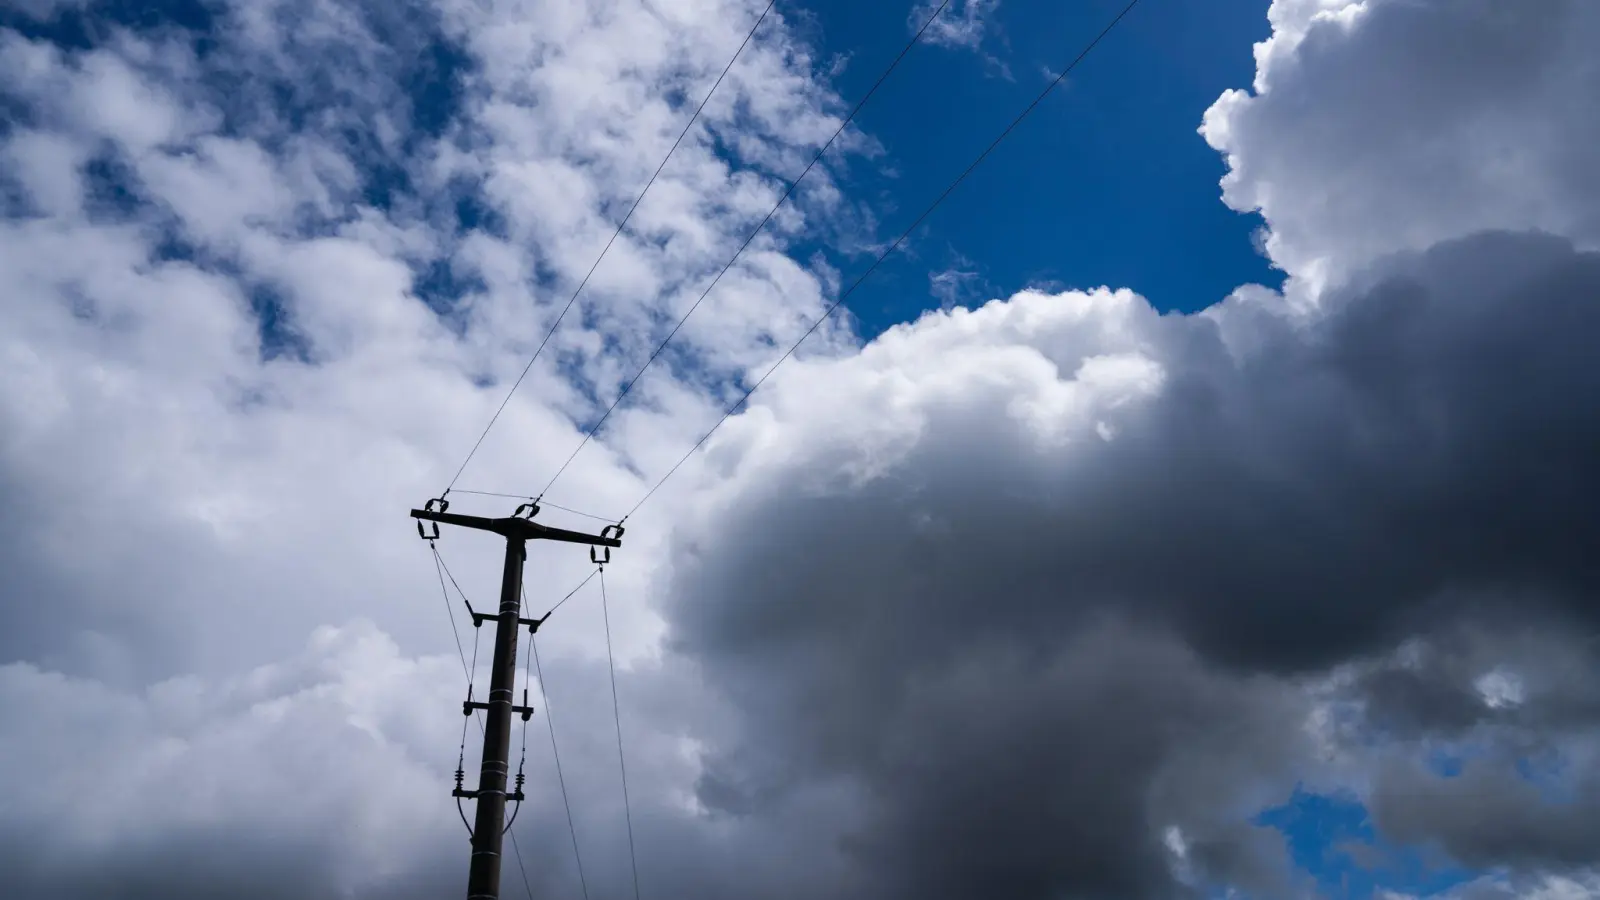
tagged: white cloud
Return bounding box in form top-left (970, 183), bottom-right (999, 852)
top-left (911, 0), bottom-right (1000, 51)
top-left (909, 0), bottom-right (1012, 79)
top-left (927, 259), bottom-right (986, 310)
top-left (0, 2), bottom-right (869, 887)
top-left (1202, 0), bottom-right (1600, 290)
top-left (5, 0), bottom-right (1600, 898)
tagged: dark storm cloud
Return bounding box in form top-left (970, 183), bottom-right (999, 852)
top-left (666, 230), bottom-right (1600, 898)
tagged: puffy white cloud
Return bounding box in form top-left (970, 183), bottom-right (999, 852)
top-left (0, 1), bottom-right (873, 892)
top-left (1202, 0), bottom-right (1600, 288)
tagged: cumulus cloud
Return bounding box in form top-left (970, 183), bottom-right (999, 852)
top-left (666, 228), bottom-right (1600, 898)
top-left (0, 623), bottom-right (467, 899)
top-left (0, 0), bottom-right (874, 894)
top-left (1201, 0), bottom-right (1600, 287)
top-left (4, 0), bottom-right (1599, 898)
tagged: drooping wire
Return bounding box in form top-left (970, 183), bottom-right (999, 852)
top-left (617, 0), bottom-right (1144, 524)
top-left (600, 566), bottom-right (642, 900)
top-left (432, 544), bottom-right (534, 900)
top-left (533, 0), bottom-right (955, 506)
top-left (524, 586), bottom-right (593, 900)
top-left (441, 0), bottom-right (781, 496)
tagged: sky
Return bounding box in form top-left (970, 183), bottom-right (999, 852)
top-left (795, 0), bottom-right (1280, 334)
top-left (1, 1), bottom-right (1599, 899)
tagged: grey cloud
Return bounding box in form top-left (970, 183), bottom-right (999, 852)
top-left (1352, 622), bottom-right (1600, 740)
top-left (1373, 754), bottom-right (1600, 871)
top-left (664, 230), bottom-right (1600, 899)
top-left (1342, 623), bottom-right (1600, 874)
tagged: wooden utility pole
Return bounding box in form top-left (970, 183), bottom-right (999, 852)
top-left (413, 499), bottom-right (623, 900)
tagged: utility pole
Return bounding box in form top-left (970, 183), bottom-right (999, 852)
top-left (413, 498), bottom-right (624, 900)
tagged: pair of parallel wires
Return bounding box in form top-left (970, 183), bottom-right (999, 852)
top-left (428, 0), bottom-right (1142, 896)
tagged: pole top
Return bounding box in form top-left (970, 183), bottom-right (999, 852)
top-left (411, 507), bottom-right (623, 547)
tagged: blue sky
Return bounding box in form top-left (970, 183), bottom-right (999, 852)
top-left (1259, 788), bottom-right (1479, 900)
top-left (795, 0), bottom-right (1280, 336)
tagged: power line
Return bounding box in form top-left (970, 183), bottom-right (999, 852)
top-left (619, 0), bottom-right (1144, 524)
top-left (507, 830), bottom-right (535, 900)
top-left (600, 566), bottom-right (642, 900)
top-left (532, 0), bottom-right (956, 505)
top-left (531, 626), bottom-right (592, 900)
top-left (431, 543), bottom-right (472, 683)
top-left (446, 489), bottom-right (617, 524)
top-left (442, 0), bottom-right (781, 495)
top-left (543, 568), bottom-right (600, 620)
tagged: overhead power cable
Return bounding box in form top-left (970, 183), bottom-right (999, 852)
top-left (534, 624), bottom-right (592, 896)
top-left (542, 567), bottom-right (600, 620)
top-left (617, 0), bottom-right (1144, 524)
top-left (445, 489), bottom-right (617, 524)
top-left (532, 0), bottom-right (956, 505)
top-left (431, 543), bottom-right (473, 684)
top-left (599, 566), bottom-right (642, 900)
top-left (441, 0), bottom-right (781, 496)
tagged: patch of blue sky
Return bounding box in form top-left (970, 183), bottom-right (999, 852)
top-left (79, 153), bottom-right (144, 220)
top-left (247, 281), bottom-right (313, 363)
top-left (1426, 743), bottom-right (1468, 778)
top-left (0, 0), bottom-right (214, 51)
top-left (787, 0), bottom-right (1282, 340)
top-left (1257, 788), bottom-right (1478, 900)
top-left (411, 257), bottom-right (486, 326)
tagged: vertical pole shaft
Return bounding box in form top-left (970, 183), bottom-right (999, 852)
top-left (467, 537), bottom-right (527, 900)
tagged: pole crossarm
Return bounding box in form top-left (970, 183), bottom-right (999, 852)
top-left (412, 508), bottom-right (623, 548)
